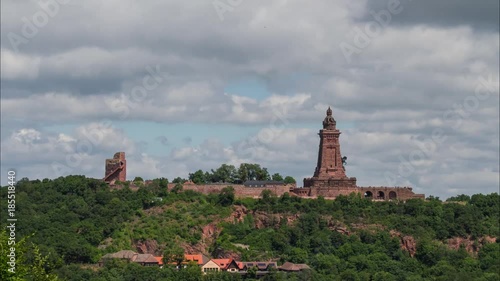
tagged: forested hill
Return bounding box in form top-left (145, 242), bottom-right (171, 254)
top-left (1, 175), bottom-right (499, 281)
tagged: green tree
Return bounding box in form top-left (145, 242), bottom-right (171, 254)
top-left (283, 176), bottom-right (296, 184)
top-left (189, 170), bottom-right (206, 184)
top-left (238, 163), bottom-right (270, 182)
top-left (247, 266), bottom-right (258, 279)
top-left (271, 173), bottom-right (283, 181)
top-left (152, 177), bottom-right (169, 187)
top-left (340, 269), bottom-right (359, 281)
top-left (373, 272), bottom-right (396, 281)
top-left (0, 231), bottom-right (58, 280)
top-left (210, 164), bottom-right (238, 183)
top-left (163, 242), bottom-right (185, 267)
top-left (446, 194), bottom-right (470, 202)
top-left (478, 242), bottom-right (500, 272)
top-left (177, 264), bottom-right (203, 280)
top-left (152, 177), bottom-right (169, 196)
top-left (415, 239), bottom-right (446, 267)
top-left (172, 177), bottom-right (187, 184)
top-left (218, 187), bottom-right (235, 207)
top-left (171, 183), bottom-right (183, 194)
top-left (260, 189), bottom-right (277, 205)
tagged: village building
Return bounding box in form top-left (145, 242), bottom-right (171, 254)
top-left (184, 254), bottom-right (210, 266)
top-left (134, 254), bottom-right (160, 266)
top-left (279, 262), bottom-right (311, 272)
top-left (201, 259), bottom-right (221, 274)
top-left (212, 259), bottom-right (242, 272)
top-left (99, 251), bottom-right (311, 276)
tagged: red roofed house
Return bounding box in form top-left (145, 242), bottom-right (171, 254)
top-left (201, 260), bottom-right (221, 274)
top-left (154, 256), bottom-right (163, 268)
top-left (212, 259), bottom-right (241, 272)
top-left (184, 254), bottom-right (210, 266)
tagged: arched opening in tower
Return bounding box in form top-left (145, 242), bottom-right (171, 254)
top-left (377, 191), bottom-right (385, 199)
top-left (364, 191), bottom-right (373, 198)
top-left (389, 191), bottom-right (397, 200)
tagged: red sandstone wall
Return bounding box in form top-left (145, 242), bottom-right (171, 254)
top-left (309, 186), bottom-right (360, 198)
top-left (162, 183), bottom-right (424, 200)
top-left (166, 183), bottom-right (292, 198)
top-left (108, 181), bottom-right (424, 201)
top-left (358, 186), bottom-right (425, 200)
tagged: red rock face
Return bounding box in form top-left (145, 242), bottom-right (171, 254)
top-left (447, 236), bottom-right (497, 254)
top-left (135, 239), bottom-right (160, 255)
top-left (390, 230), bottom-right (417, 257)
top-left (104, 152), bottom-right (126, 183)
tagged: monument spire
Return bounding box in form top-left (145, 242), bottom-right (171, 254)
top-left (322, 106), bottom-right (336, 130)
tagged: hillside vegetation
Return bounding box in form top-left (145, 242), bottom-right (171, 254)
top-left (1, 175), bottom-right (499, 280)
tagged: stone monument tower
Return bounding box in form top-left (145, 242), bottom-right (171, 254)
top-left (304, 107), bottom-right (357, 188)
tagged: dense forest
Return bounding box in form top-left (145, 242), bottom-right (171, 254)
top-left (0, 175), bottom-right (498, 280)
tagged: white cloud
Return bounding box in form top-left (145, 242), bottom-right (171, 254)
top-left (1, 49), bottom-right (40, 80)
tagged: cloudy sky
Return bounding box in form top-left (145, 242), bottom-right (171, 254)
top-left (1, 0), bottom-right (498, 199)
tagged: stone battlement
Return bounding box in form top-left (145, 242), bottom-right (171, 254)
top-left (167, 183), bottom-right (293, 198)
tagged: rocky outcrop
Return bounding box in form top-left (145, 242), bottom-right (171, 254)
top-left (182, 242), bottom-right (209, 256)
top-left (224, 205), bottom-right (300, 229)
top-left (227, 205), bottom-right (248, 223)
top-left (211, 248), bottom-right (241, 261)
top-left (202, 223), bottom-right (219, 239)
top-left (447, 236), bottom-right (497, 254)
top-left (134, 239), bottom-right (160, 255)
top-left (351, 223), bottom-right (385, 232)
top-left (390, 230), bottom-right (417, 257)
top-left (326, 219), bottom-right (350, 235)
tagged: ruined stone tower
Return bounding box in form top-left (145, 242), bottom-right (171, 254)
top-left (104, 152), bottom-right (126, 183)
top-left (303, 107), bottom-right (357, 188)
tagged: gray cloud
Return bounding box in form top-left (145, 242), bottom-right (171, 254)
top-left (360, 0), bottom-right (499, 31)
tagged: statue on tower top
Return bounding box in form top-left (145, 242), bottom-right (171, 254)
top-left (323, 106), bottom-right (336, 130)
